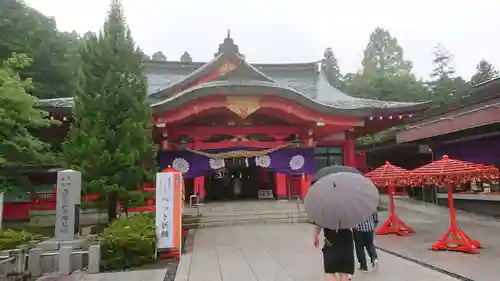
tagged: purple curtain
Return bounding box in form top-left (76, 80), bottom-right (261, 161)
top-left (434, 135), bottom-right (500, 165)
top-left (158, 147), bottom-right (315, 178)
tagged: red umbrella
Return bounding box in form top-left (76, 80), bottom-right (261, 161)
top-left (365, 161), bottom-right (415, 236)
top-left (411, 155), bottom-right (499, 254)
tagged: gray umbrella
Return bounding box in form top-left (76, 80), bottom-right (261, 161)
top-left (304, 172), bottom-right (379, 230)
top-left (312, 165), bottom-right (362, 183)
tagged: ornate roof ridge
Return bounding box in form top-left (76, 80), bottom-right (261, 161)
top-left (147, 60), bottom-right (321, 67)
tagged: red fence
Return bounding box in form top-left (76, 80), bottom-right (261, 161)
top-left (3, 183), bottom-right (156, 221)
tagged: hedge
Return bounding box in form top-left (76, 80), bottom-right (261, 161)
top-left (0, 229), bottom-right (43, 250)
top-left (99, 213), bottom-right (156, 270)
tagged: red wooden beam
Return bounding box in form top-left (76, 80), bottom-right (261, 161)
top-left (166, 140), bottom-right (282, 150)
top-left (154, 95), bottom-right (363, 128)
top-left (165, 126), bottom-right (308, 140)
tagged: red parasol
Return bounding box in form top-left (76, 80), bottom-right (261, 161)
top-left (411, 155), bottom-right (499, 254)
top-left (365, 161), bottom-right (415, 236)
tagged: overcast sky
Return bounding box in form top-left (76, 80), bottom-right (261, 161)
top-left (26, 0), bottom-right (500, 80)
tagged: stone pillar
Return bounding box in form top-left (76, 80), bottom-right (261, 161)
top-left (58, 246), bottom-right (72, 275)
top-left (28, 248), bottom-right (42, 277)
top-left (275, 173), bottom-right (287, 199)
top-left (194, 176), bottom-right (205, 201)
top-left (88, 245), bottom-right (101, 274)
top-left (55, 170), bottom-right (81, 241)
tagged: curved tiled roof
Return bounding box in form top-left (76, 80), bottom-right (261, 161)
top-left (38, 35), bottom-right (430, 116)
top-left (151, 74), bottom-right (429, 116)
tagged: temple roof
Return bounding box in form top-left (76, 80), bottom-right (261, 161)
top-left (38, 33), bottom-right (430, 117)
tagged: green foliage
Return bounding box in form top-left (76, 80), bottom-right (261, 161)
top-left (0, 53), bottom-right (57, 192)
top-left (361, 27), bottom-right (412, 76)
top-left (344, 71), bottom-right (427, 102)
top-left (0, 0), bottom-right (79, 99)
top-left (430, 43), bottom-right (455, 79)
top-left (99, 213), bottom-right (156, 270)
top-left (470, 59), bottom-right (499, 86)
top-left (152, 51), bottom-right (167, 61)
top-left (180, 51), bottom-right (193, 63)
top-left (62, 0), bottom-right (156, 221)
top-left (0, 228), bottom-right (43, 250)
top-left (342, 27), bottom-right (427, 103)
top-left (428, 43), bottom-right (472, 107)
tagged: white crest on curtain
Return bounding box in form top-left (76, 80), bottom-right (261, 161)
top-left (289, 155), bottom-right (305, 170)
top-left (209, 158), bottom-right (225, 170)
top-left (172, 158), bottom-right (190, 173)
top-left (255, 155), bottom-right (271, 168)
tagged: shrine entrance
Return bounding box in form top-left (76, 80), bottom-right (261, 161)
top-left (204, 158), bottom-right (275, 201)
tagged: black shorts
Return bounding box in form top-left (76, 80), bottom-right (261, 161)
top-left (322, 243), bottom-right (355, 274)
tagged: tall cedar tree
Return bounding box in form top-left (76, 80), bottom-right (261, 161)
top-left (62, 0), bottom-right (155, 221)
top-left (429, 43), bottom-right (471, 106)
top-left (344, 27), bottom-right (426, 102)
top-left (470, 59), bottom-right (499, 86)
top-left (0, 53), bottom-right (56, 193)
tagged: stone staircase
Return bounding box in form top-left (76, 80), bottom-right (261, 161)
top-left (183, 200), bottom-right (308, 228)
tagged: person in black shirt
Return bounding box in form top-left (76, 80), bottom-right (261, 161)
top-left (313, 224), bottom-right (355, 281)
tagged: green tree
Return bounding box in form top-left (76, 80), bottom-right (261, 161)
top-left (180, 51), bottom-right (193, 62)
top-left (0, 0), bottom-right (78, 99)
top-left (151, 51), bottom-right (167, 61)
top-left (344, 27), bottom-right (426, 102)
top-left (428, 43), bottom-right (471, 106)
top-left (361, 27), bottom-right (412, 76)
top-left (321, 48), bottom-right (343, 89)
top-left (0, 53), bottom-right (56, 192)
top-left (62, 0), bottom-right (156, 221)
top-left (470, 59), bottom-right (499, 86)
top-left (430, 43), bottom-right (455, 79)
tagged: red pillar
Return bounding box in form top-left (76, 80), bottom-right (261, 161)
top-left (275, 172), bottom-right (287, 199)
top-left (344, 130), bottom-right (356, 167)
top-left (194, 176), bottom-right (205, 201)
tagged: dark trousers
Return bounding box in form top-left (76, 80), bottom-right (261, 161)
top-left (353, 230), bottom-right (378, 268)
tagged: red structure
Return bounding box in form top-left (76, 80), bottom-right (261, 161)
top-left (27, 33), bottom-right (430, 209)
top-left (366, 161), bottom-right (415, 236)
top-left (411, 155), bottom-right (499, 254)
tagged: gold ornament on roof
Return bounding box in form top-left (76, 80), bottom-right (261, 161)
top-left (218, 61), bottom-right (236, 75)
top-left (226, 96), bottom-right (260, 119)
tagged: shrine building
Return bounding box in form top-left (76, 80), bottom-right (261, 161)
top-left (39, 34), bottom-right (430, 202)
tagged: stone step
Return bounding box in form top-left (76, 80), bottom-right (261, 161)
top-left (184, 210), bottom-right (306, 220)
top-left (183, 216), bottom-right (309, 228)
top-left (184, 207), bottom-right (305, 216)
top-left (186, 213), bottom-right (308, 224)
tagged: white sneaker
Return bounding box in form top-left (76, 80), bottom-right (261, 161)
top-left (372, 258), bottom-right (379, 270)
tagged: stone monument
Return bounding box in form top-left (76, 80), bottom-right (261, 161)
top-left (55, 170), bottom-right (81, 241)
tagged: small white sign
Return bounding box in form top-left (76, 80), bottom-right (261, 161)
top-left (156, 172), bottom-right (174, 249)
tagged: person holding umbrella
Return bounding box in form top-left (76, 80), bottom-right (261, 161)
top-left (306, 171), bottom-right (379, 281)
top-left (312, 223), bottom-right (355, 281)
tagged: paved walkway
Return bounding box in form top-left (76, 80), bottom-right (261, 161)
top-left (36, 269), bottom-right (168, 281)
top-left (175, 224), bottom-right (458, 281)
top-left (376, 197), bottom-right (500, 281)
